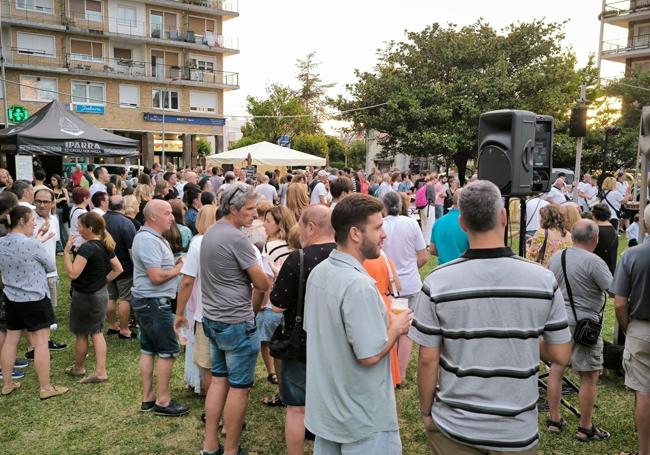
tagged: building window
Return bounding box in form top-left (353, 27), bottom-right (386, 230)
top-left (152, 89), bottom-right (179, 111)
top-left (188, 16), bottom-right (215, 38)
top-left (16, 0), bottom-right (53, 13)
top-left (119, 84), bottom-right (139, 108)
top-left (114, 48), bottom-right (133, 61)
top-left (190, 91), bottom-right (216, 113)
top-left (189, 56), bottom-right (215, 72)
top-left (85, 0), bottom-right (103, 21)
top-left (150, 11), bottom-right (177, 39)
top-left (16, 32), bottom-right (56, 57)
top-left (20, 76), bottom-right (57, 102)
top-left (72, 81), bottom-right (105, 105)
top-left (117, 5), bottom-right (136, 27)
top-left (70, 39), bottom-right (104, 63)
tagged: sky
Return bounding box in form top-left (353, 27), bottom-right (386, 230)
top-left (222, 0), bottom-right (626, 131)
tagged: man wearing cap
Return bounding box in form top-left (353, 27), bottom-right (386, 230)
top-left (310, 171), bottom-right (330, 206)
top-left (546, 178), bottom-right (568, 205)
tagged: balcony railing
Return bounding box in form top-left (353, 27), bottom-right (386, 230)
top-left (176, 0), bottom-right (238, 13)
top-left (0, 0), bottom-right (63, 25)
top-left (603, 0), bottom-right (650, 17)
top-left (8, 48), bottom-right (239, 87)
top-left (602, 33), bottom-right (650, 54)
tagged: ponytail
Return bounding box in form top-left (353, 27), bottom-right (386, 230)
top-left (100, 230), bottom-right (116, 254)
top-left (78, 212), bottom-right (115, 253)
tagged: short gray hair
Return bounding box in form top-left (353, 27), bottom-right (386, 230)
top-left (458, 180), bottom-right (503, 232)
top-left (645, 204), bottom-right (650, 231)
top-left (571, 220), bottom-right (599, 244)
top-left (221, 182), bottom-right (257, 215)
top-left (382, 191), bottom-right (402, 216)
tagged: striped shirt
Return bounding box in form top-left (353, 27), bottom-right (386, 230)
top-left (409, 247), bottom-right (571, 451)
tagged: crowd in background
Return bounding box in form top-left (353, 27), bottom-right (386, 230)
top-left (0, 160), bottom-right (648, 455)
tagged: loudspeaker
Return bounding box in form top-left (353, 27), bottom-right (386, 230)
top-left (640, 105), bottom-right (650, 158)
top-left (569, 106), bottom-right (587, 138)
top-left (532, 115), bottom-right (554, 193)
top-left (478, 110), bottom-right (536, 197)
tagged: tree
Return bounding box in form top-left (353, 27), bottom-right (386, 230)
top-left (334, 20), bottom-right (598, 181)
top-left (292, 133), bottom-right (329, 158)
top-left (296, 52), bottom-right (335, 123)
top-left (196, 137), bottom-right (211, 158)
top-left (325, 136), bottom-right (347, 164)
top-left (239, 84), bottom-right (316, 144)
top-left (228, 136), bottom-right (259, 150)
top-left (346, 140), bottom-right (367, 169)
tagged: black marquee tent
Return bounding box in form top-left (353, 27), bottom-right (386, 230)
top-left (0, 101), bottom-right (139, 157)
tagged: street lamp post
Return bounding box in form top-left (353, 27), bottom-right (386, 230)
top-left (160, 77), bottom-right (179, 167)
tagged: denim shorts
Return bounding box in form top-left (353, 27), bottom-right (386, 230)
top-left (132, 297), bottom-right (180, 359)
top-left (280, 359), bottom-right (306, 406)
top-left (202, 318), bottom-right (260, 388)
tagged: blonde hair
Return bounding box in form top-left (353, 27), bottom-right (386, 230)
top-left (265, 206), bottom-right (297, 241)
top-left (286, 224), bottom-right (301, 250)
top-left (560, 204), bottom-right (581, 231)
top-left (256, 199), bottom-right (273, 219)
top-left (124, 195), bottom-right (139, 218)
top-left (196, 205), bottom-right (218, 235)
top-left (134, 183), bottom-right (153, 203)
top-left (602, 176), bottom-right (617, 192)
top-left (286, 182), bottom-right (309, 222)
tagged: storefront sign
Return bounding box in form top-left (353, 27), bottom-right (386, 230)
top-left (75, 104), bottom-right (105, 114)
top-left (144, 113), bottom-right (226, 126)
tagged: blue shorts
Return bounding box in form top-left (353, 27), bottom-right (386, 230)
top-left (280, 359), bottom-right (306, 406)
top-left (132, 297), bottom-right (180, 359)
top-left (256, 307), bottom-right (283, 342)
top-left (203, 319), bottom-right (260, 388)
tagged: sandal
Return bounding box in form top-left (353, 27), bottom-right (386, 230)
top-left (64, 366), bottom-right (86, 377)
top-left (1, 382), bottom-right (20, 396)
top-left (576, 425), bottom-right (610, 442)
top-left (261, 394), bottom-right (284, 407)
top-left (267, 373), bottom-right (278, 385)
top-left (546, 417), bottom-right (567, 434)
top-left (79, 373), bottom-right (108, 384)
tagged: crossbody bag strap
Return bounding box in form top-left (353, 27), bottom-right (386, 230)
top-left (537, 229), bottom-right (549, 264)
top-left (602, 191), bottom-right (619, 215)
top-left (381, 251), bottom-right (399, 297)
top-left (295, 249), bottom-right (305, 325)
top-left (560, 249), bottom-right (579, 322)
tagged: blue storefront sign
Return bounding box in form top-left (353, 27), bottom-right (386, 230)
top-left (144, 113), bottom-right (226, 126)
top-left (75, 104), bottom-right (105, 114)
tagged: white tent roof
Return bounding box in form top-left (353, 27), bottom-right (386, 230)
top-left (207, 141), bottom-right (326, 166)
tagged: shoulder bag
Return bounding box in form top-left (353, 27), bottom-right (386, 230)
top-left (561, 249), bottom-right (604, 346)
top-left (536, 229), bottom-right (549, 264)
top-left (382, 251), bottom-right (409, 309)
top-left (601, 191), bottom-right (623, 218)
top-left (269, 250), bottom-right (306, 362)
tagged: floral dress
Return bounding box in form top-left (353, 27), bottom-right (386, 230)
top-left (527, 228), bottom-right (573, 267)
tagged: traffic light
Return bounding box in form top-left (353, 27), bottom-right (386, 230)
top-left (477, 110), bottom-right (536, 197)
top-left (569, 106), bottom-right (587, 138)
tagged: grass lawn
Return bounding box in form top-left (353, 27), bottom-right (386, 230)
top-left (0, 240), bottom-right (639, 454)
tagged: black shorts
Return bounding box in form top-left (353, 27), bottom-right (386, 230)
top-left (0, 292), bottom-right (7, 332)
top-left (4, 294), bottom-right (55, 332)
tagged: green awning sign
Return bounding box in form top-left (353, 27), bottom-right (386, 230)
top-left (8, 104), bottom-right (29, 124)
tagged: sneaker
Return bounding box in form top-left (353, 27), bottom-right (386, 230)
top-left (199, 445), bottom-right (223, 455)
top-left (48, 340), bottom-right (67, 351)
top-left (0, 369), bottom-right (26, 380)
top-left (153, 400), bottom-right (189, 417)
top-left (39, 384), bottom-right (69, 400)
top-left (140, 401), bottom-right (156, 412)
top-left (13, 359), bottom-right (29, 369)
top-left (25, 349), bottom-right (34, 360)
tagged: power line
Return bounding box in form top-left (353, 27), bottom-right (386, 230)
top-left (0, 77), bottom-right (387, 120)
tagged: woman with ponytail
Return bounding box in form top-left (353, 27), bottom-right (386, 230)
top-left (63, 212), bottom-right (123, 384)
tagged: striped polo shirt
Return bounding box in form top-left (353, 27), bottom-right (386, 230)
top-left (409, 247), bottom-right (571, 451)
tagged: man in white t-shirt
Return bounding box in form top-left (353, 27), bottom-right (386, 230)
top-left (34, 188), bottom-right (60, 307)
top-left (576, 174), bottom-right (598, 211)
top-left (310, 170), bottom-right (330, 206)
top-left (545, 179), bottom-right (567, 205)
top-left (89, 166), bottom-right (109, 198)
top-left (525, 196), bottom-right (550, 237)
top-left (256, 174), bottom-right (278, 204)
top-left (616, 172), bottom-right (629, 196)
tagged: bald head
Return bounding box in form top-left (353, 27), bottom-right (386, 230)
top-left (299, 205), bottom-right (334, 247)
top-left (108, 195), bottom-right (125, 212)
top-left (571, 219), bottom-right (599, 250)
top-left (143, 199), bottom-right (174, 234)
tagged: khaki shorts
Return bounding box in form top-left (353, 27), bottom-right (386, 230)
top-left (569, 327), bottom-right (603, 372)
top-left (193, 321), bottom-right (212, 369)
top-left (107, 276), bottom-right (132, 302)
top-left (425, 419), bottom-right (537, 455)
top-left (624, 319), bottom-right (650, 393)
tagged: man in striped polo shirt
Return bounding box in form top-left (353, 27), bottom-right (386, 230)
top-left (410, 180), bottom-right (572, 454)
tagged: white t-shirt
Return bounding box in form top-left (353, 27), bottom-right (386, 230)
top-left (310, 181), bottom-right (328, 205)
top-left (89, 181), bottom-right (107, 198)
top-left (626, 222), bottom-right (639, 242)
top-left (616, 181), bottom-right (628, 196)
top-left (525, 197), bottom-right (549, 232)
top-left (545, 186), bottom-right (566, 205)
top-left (91, 207), bottom-right (105, 216)
top-left (256, 183), bottom-right (278, 203)
top-left (381, 215), bottom-right (427, 296)
top-left (69, 206), bottom-right (87, 248)
top-left (35, 214), bottom-right (59, 278)
top-left (577, 182), bottom-right (598, 209)
top-left (181, 234), bottom-right (203, 322)
top-left (602, 190), bottom-right (624, 220)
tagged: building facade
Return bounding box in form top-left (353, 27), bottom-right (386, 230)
top-left (0, 0), bottom-right (239, 167)
top-left (600, 0), bottom-right (650, 74)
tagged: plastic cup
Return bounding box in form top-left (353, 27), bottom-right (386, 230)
top-left (391, 298), bottom-right (409, 315)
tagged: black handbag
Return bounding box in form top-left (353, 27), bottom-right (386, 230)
top-left (561, 249), bottom-right (604, 347)
top-left (269, 250), bottom-right (306, 362)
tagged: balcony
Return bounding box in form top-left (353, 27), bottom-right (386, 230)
top-left (0, 0), bottom-right (64, 26)
top-left (602, 34), bottom-right (650, 62)
top-left (602, 0), bottom-right (650, 27)
top-left (6, 47), bottom-right (240, 89)
top-left (156, 0), bottom-right (239, 18)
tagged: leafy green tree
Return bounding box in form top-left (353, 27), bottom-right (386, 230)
top-left (334, 20), bottom-right (598, 181)
top-left (346, 140), bottom-right (367, 169)
top-left (325, 136), bottom-right (347, 164)
top-left (296, 52), bottom-right (335, 123)
top-left (228, 136), bottom-right (259, 150)
top-left (292, 133), bottom-right (329, 158)
top-left (196, 137), bottom-right (212, 158)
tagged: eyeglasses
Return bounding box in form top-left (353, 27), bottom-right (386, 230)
top-left (34, 199), bottom-right (52, 205)
top-left (225, 187), bottom-right (245, 207)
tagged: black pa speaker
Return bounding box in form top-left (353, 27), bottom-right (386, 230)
top-left (532, 115), bottom-right (554, 193)
top-left (569, 106), bottom-right (587, 138)
top-left (640, 105), bottom-right (650, 159)
top-left (478, 110), bottom-right (536, 197)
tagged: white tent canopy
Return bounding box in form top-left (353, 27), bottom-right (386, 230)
top-left (207, 141), bottom-right (326, 167)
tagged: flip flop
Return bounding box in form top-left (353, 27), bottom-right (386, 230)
top-left (261, 394), bottom-right (284, 407)
top-left (267, 373), bottom-right (278, 385)
top-left (79, 374), bottom-right (108, 384)
top-left (1, 382), bottom-right (20, 396)
top-left (64, 366), bottom-right (86, 377)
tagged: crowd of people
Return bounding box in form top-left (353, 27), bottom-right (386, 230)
top-left (0, 161), bottom-right (648, 455)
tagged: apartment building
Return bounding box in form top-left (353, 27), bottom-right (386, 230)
top-left (600, 0), bottom-right (650, 74)
top-left (0, 0), bottom-right (239, 167)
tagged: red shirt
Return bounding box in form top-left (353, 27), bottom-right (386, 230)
top-left (71, 170), bottom-right (84, 187)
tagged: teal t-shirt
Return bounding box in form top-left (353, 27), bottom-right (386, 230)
top-left (430, 208), bottom-right (469, 264)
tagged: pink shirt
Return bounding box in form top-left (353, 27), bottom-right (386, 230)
top-left (434, 183), bottom-right (445, 205)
